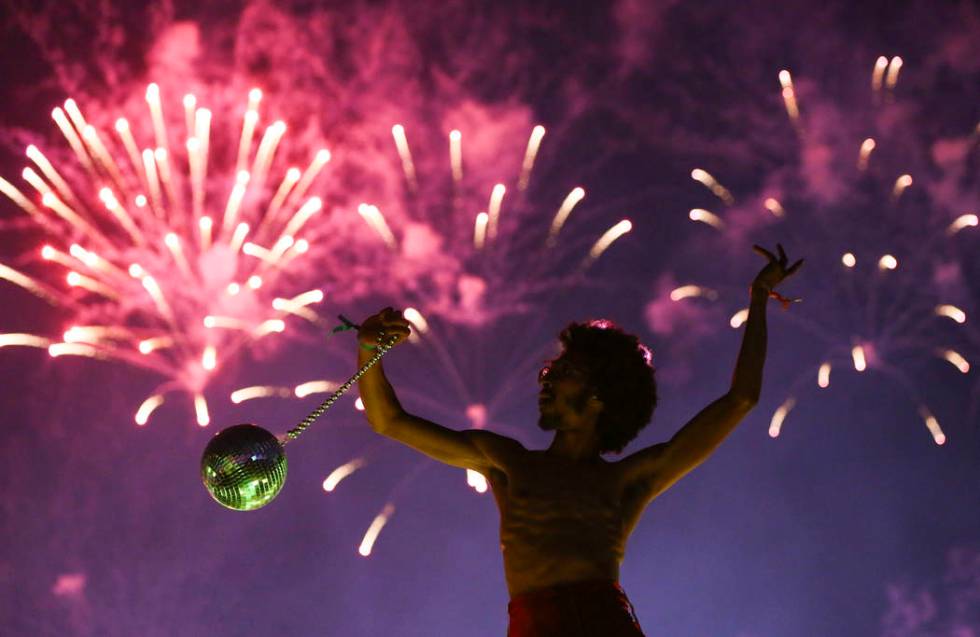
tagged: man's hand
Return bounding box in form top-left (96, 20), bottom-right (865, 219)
top-left (358, 307), bottom-right (412, 350)
top-left (752, 243), bottom-right (803, 292)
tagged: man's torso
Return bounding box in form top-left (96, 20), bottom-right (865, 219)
top-left (485, 447), bottom-right (651, 596)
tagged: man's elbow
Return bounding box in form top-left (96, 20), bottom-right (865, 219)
top-left (727, 391), bottom-right (759, 412)
top-left (365, 406), bottom-right (408, 436)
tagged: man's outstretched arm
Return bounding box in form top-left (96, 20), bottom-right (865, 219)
top-left (617, 245), bottom-right (803, 499)
top-left (356, 308), bottom-right (521, 473)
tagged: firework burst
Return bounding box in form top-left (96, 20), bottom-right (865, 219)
top-left (0, 84), bottom-right (334, 427)
top-left (647, 60), bottom-right (977, 444)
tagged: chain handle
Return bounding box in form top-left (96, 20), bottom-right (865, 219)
top-left (282, 331), bottom-right (396, 444)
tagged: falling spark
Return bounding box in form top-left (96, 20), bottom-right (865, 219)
top-left (817, 362), bottom-right (831, 389)
top-left (871, 55), bottom-right (889, 94)
top-left (144, 83), bottom-right (169, 153)
top-left (852, 345), bottom-right (867, 372)
top-left (294, 380), bottom-right (340, 398)
top-left (201, 345), bottom-right (217, 371)
top-left (251, 120), bottom-right (287, 188)
top-left (582, 219), bottom-right (632, 268)
top-left (27, 145), bottom-right (78, 207)
top-left (763, 198), bottom-right (785, 217)
top-left (403, 307), bottom-right (429, 334)
top-left (842, 252), bottom-right (857, 268)
top-left (768, 397), bottom-right (796, 438)
top-left (688, 208), bottom-right (725, 230)
top-left (0, 176), bottom-right (44, 223)
top-left (473, 212), bottom-right (489, 250)
top-left (878, 254), bottom-right (898, 271)
top-left (486, 184), bottom-right (506, 240)
top-left (194, 393), bottom-right (210, 426)
top-left (892, 174), bottom-right (913, 200)
top-left (280, 197), bottom-right (322, 240)
top-left (391, 124), bottom-right (417, 191)
top-left (198, 216), bottom-right (213, 251)
top-left (358, 503), bottom-right (395, 557)
top-left (517, 125), bottom-right (546, 191)
top-left (547, 187), bottom-right (586, 247)
top-left (670, 285), bottom-right (719, 301)
top-left (134, 394), bottom-right (164, 426)
top-left (230, 222), bottom-right (251, 254)
top-left (235, 109), bottom-right (260, 173)
top-left (935, 305), bottom-right (966, 324)
top-left (259, 167), bottom-right (302, 235)
top-left (449, 129), bottom-right (462, 184)
top-left (274, 289), bottom-right (324, 308)
top-left (323, 458), bottom-right (366, 492)
top-left (885, 56), bottom-right (903, 90)
top-left (918, 407), bottom-right (946, 445)
top-left (0, 333), bottom-right (52, 349)
top-left (164, 233), bottom-right (194, 280)
top-left (52, 106), bottom-right (95, 173)
top-left (729, 308), bottom-right (749, 328)
top-left (63, 325), bottom-right (132, 343)
top-left (0, 262), bottom-right (61, 304)
top-left (947, 213), bottom-right (978, 236)
top-left (857, 138), bottom-right (876, 171)
top-left (67, 270), bottom-right (120, 300)
top-left (138, 336), bottom-right (173, 354)
top-left (466, 469), bottom-right (489, 494)
top-left (354, 397), bottom-right (365, 411)
top-left (938, 350), bottom-right (970, 374)
top-left (48, 342), bottom-right (103, 358)
top-left (255, 319), bottom-right (285, 337)
top-left (778, 70), bottom-right (800, 123)
top-left (284, 149), bottom-right (331, 214)
top-left (230, 385), bottom-right (292, 403)
top-left (272, 297), bottom-right (321, 325)
top-left (690, 168), bottom-right (734, 205)
top-left (357, 203), bottom-right (397, 249)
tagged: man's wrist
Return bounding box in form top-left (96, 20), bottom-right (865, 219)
top-left (750, 284), bottom-right (771, 301)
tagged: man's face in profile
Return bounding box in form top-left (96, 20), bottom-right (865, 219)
top-left (537, 354), bottom-right (594, 431)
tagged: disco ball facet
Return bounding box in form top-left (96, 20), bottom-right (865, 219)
top-left (201, 424), bottom-right (287, 511)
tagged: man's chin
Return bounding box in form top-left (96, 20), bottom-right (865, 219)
top-left (537, 414), bottom-right (558, 431)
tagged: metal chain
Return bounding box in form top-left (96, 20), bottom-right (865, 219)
top-left (283, 335), bottom-right (396, 444)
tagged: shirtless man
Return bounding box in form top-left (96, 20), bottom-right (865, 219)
top-left (356, 244), bottom-right (802, 636)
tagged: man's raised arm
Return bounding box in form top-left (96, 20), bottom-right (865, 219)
top-left (617, 245), bottom-right (803, 499)
top-left (356, 308), bottom-right (521, 473)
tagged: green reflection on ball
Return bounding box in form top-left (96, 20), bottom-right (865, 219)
top-left (201, 423), bottom-right (287, 511)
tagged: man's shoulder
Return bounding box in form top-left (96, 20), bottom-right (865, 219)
top-left (464, 429), bottom-right (527, 465)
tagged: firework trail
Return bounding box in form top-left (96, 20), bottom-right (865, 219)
top-left (646, 59), bottom-right (977, 444)
top-left (0, 82), bottom-right (335, 427)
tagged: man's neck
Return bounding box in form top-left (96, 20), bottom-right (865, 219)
top-left (546, 428), bottom-right (602, 462)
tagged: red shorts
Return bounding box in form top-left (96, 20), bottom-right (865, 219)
top-left (507, 579), bottom-right (645, 636)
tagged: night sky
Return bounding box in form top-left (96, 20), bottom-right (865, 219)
top-left (1, 1), bottom-right (978, 635)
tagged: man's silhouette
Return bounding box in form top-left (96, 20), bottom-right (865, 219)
top-left (356, 244), bottom-right (802, 636)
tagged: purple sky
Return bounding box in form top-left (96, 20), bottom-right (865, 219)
top-left (1, 1), bottom-right (978, 635)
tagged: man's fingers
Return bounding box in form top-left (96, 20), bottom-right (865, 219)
top-left (753, 245), bottom-right (776, 262)
top-left (787, 259), bottom-right (804, 275)
top-left (777, 243), bottom-right (787, 265)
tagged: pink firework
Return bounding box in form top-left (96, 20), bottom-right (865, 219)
top-left (0, 84), bottom-right (333, 427)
